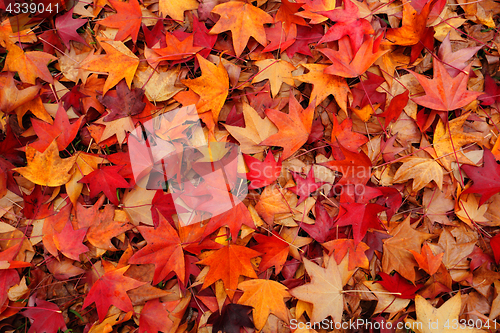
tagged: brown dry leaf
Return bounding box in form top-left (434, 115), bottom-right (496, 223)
top-left (432, 113), bottom-right (483, 171)
top-left (13, 140), bottom-right (78, 187)
top-left (392, 156), bottom-right (444, 192)
top-left (58, 47), bottom-right (92, 83)
top-left (457, 0), bottom-right (496, 28)
top-left (252, 59), bottom-right (296, 97)
top-left (423, 187), bottom-right (455, 225)
top-left (92, 115), bottom-right (136, 146)
top-left (455, 193), bottom-right (490, 227)
top-left (382, 216), bottom-right (432, 283)
top-left (405, 293), bottom-right (485, 332)
top-left (438, 229), bottom-right (475, 270)
top-left (289, 254), bottom-right (344, 323)
top-left (223, 103), bottom-right (278, 154)
top-left (362, 281), bottom-right (411, 314)
top-left (133, 65), bottom-right (183, 103)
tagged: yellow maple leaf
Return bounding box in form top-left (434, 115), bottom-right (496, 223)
top-left (13, 140), bottom-right (78, 187)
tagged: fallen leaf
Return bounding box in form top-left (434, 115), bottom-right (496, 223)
top-left (13, 140), bottom-right (78, 187)
top-left (289, 255), bottom-right (344, 323)
top-left (320, 35), bottom-right (388, 78)
top-left (252, 59), bottom-right (296, 97)
top-left (82, 262), bottom-right (145, 322)
top-left (22, 299), bottom-right (68, 333)
top-left (405, 293), bottom-right (485, 332)
top-left (295, 64), bottom-right (350, 112)
top-left (128, 214), bottom-right (185, 284)
top-left (237, 279), bottom-right (290, 330)
top-left (197, 245), bottom-right (260, 299)
top-left (392, 156), bottom-right (444, 192)
top-left (99, 0), bottom-right (142, 43)
top-left (382, 217), bottom-right (432, 283)
top-left (224, 103), bottom-right (278, 155)
top-left (409, 62), bottom-right (481, 111)
top-left (181, 54), bottom-right (229, 121)
top-left (462, 149), bottom-right (500, 206)
top-left (260, 95), bottom-right (315, 160)
top-left (3, 42), bottom-right (57, 84)
top-left (209, 2), bottom-right (273, 57)
top-left (79, 40), bottom-right (139, 94)
top-left (207, 303), bottom-right (254, 333)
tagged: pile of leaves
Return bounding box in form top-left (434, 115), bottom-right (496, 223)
top-left (1, 0), bottom-right (500, 331)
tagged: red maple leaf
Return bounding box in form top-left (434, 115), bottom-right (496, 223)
top-left (151, 190), bottom-right (180, 227)
top-left (138, 298), bottom-right (180, 333)
top-left (243, 151), bottom-right (282, 189)
top-left (490, 234), bottom-right (500, 264)
top-left (336, 202), bottom-right (386, 243)
top-left (376, 272), bottom-right (423, 298)
top-left (461, 149), bottom-right (500, 206)
top-left (318, 0), bottom-right (374, 52)
top-left (30, 105), bottom-right (83, 152)
top-left (52, 220), bottom-right (89, 261)
top-left (409, 61), bottom-right (482, 111)
top-left (79, 165), bottom-right (130, 206)
top-left (288, 168), bottom-right (326, 205)
top-left (301, 200), bottom-right (337, 243)
top-left (202, 201), bottom-right (256, 241)
top-left (251, 231), bottom-right (289, 273)
top-left (376, 90), bottom-right (410, 129)
top-left (128, 214), bottom-right (186, 285)
top-left (61, 85), bottom-right (89, 115)
top-left (321, 142), bottom-right (372, 185)
top-left (23, 299), bottom-right (67, 333)
top-left (54, 8), bottom-right (87, 49)
top-left (82, 262), bottom-right (145, 322)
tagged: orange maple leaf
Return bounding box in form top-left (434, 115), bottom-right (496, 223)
top-left (319, 35), bottom-right (388, 78)
top-left (323, 239), bottom-right (370, 270)
top-left (98, 0), bottom-right (142, 43)
top-left (209, 1), bottom-right (273, 57)
top-left (0, 72), bottom-right (39, 113)
top-left (409, 62), bottom-right (482, 111)
top-left (181, 54), bottom-right (229, 121)
top-left (79, 40), bottom-right (139, 95)
top-left (260, 95), bottom-right (315, 160)
top-left (411, 242), bottom-right (444, 276)
top-left (295, 63), bottom-right (350, 112)
top-left (149, 33), bottom-right (204, 61)
top-left (3, 42), bottom-right (57, 84)
top-left (128, 214), bottom-right (186, 285)
top-left (383, 0), bottom-right (433, 46)
top-left (237, 279), bottom-right (290, 330)
top-left (197, 244), bottom-right (260, 299)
